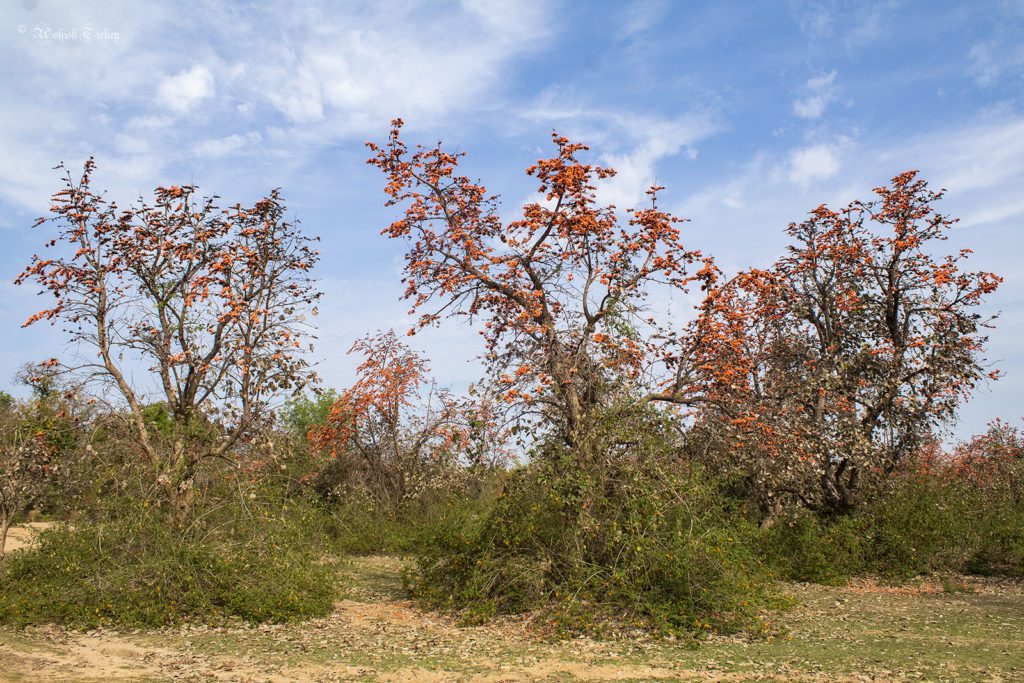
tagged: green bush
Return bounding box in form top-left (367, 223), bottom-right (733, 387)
top-left (758, 511), bottom-right (868, 584)
top-left (407, 414), bottom-right (779, 638)
top-left (325, 490), bottom-right (497, 556)
top-left (0, 497), bottom-right (337, 628)
top-left (761, 476), bottom-right (1024, 583)
top-left (963, 494), bottom-right (1024, 576)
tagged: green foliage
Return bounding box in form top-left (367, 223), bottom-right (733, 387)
top-left (15, 398), bottom-right (81, 459)
top-left (140, 403), bottom-right (218, 443)
top-left (0, 493), bottom-right (336, 628)
top-left (758, 511), bottom-right (869, 584)
top-left (407, 409), bottom-right (778, 638)
top-left (761, 476), bottom-right (1024, 583)
top-left (963, 492), bottom-right (1024, 576)
top-left (326, 486), bottom-right (499, 556)
top-left (281, 391), bottom-right (339, 439)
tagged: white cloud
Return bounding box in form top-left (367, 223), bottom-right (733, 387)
top-left (125, 115), bottom-right (175, 131)
top-left (0, 1), bottom-right (554, 214)
top-left (898, 121), bottom-right (1024, 193)
top-left (876, 117), bottom-right (1024, 226)
top-left (788, 143), bottom-right (841, 186)
top-left (157, 65), bottom-right (215, 113)
top-left (193, 131), bottom-right (262, 159)
top-left (793, 96), bottom-right (827, 120)
top-left (791, 0), bottom-right (835, 39)
top-left (969, 43), bottom-right (1001, 86)
top-left (841, 2), bottom-right (891, 49)
top-left (792, 70), bottom-right (837, 119)
top-left (521, 87), bottom-right (719, 209)
top-left (265, 64), bottom-right (324, 124)
top-left (240, 1), bottom-right (550, 135)
top-left (807, 71), bottom-right (837, 91)
top-left (617, 0), bottom-right (669, 38)
top-left (597, 114), bottom-right (718, 208)
top-left (790, 0), bottom-right (895, 50)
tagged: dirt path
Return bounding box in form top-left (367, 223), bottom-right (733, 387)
top-left (2, 521), bottom-right (58, 554)
top-left (3, 551), bottom-right (1024, 681)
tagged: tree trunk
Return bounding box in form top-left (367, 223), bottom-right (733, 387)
top-left (0, 514), bottom-right (11, 558)
top-left (819, 458), bottom-right (859, 516)
top-left (759, 497), bottom-right (784, 527)
top-left (170, 485), bottom-right (195, 527)
top-left (163, 455), bottom-right (198, 526)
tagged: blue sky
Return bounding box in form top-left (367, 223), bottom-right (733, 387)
top-left (1, 0), bottom-right (1022, 439)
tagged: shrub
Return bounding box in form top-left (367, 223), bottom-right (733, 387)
top-left (761, 475), bottom-right (1024, 583)
top-left (963, 493), bottom-right (1024, 576)
top-left (0, 496), bottom-right (336, 628)
top-left (407, 415), bottom-right (778, 638)
top-left (325, 485), bottom-right (498, 556)
top-left (758, 511), bottom-right (868, 584)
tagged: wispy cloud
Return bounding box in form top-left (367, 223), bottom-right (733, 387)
top-left (968, 40), bottom-right (1024, 87)
top-left (792, 70), bottom-right (838, 119)
top-left (789, 0), bottom-right (896, 49)
top-left (0, 0), bottom-right (553, 213)
top-left (194, 131), bottom-right (263, 159)
top-left (617, 0), bottom-right (669, 38)
top-left (521, 88), bottom-right (720, 209)
top-left (596, 113), bottom-right (718, 208)
top-left (790, 0), bottom-right (835, 40)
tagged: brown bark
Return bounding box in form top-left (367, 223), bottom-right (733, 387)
top-left (0, 514), bottom-right (11, 558)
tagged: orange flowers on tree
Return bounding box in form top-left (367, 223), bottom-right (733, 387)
top-left (309, 330), bottom-right (506, 506)
top-left (15, 159), bottom-right (322, 521)
top-left (367, 120), bottom-right (716, 458)
top-left (691, 171), bottom-right (1002, 515)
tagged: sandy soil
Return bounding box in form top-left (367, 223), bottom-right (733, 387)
top-left (2, 521), bottom-right (58, 554)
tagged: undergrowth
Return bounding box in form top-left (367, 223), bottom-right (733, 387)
top-left (407, 411), bottom-right (782, 639)
top-left (761, 477), bottom-right (1024, 583)
top-left (0, 491), bottom-right (337, 628)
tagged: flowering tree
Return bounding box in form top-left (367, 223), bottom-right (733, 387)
top-left (15, 160), bottom-right (321, 520)
top-left (309, 330), bottom-right (478, 506)
top-left (692, 172), bottom-right (1001, 515)
top-left (949, 419), bottom-right (1024, 501)
top-left (367, 120), bottom-right (716, 458)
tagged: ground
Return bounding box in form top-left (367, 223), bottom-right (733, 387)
top-left (2, 528), bottom-right (1024, 682)
top-left (2, 521), bottom-right (57, 554)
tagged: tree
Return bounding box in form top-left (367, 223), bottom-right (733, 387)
top-left (0, 376), bottom-right (86, 556)
top-left (281, 389), bottom-right (340, 441)
top-left (309, 330), bottom-right (472, 507)
top-left (367, 120), bottom-right (716, 460)
top-left (950, 419), bottom-right (1024, 503)
top-left (15, 159), bottom-right (321, 520)
top-left (692, 171), bottom-right (1001, 515)
top-left (0, 401), bottom-right (51, 556)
